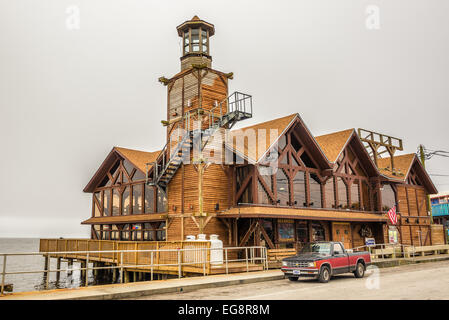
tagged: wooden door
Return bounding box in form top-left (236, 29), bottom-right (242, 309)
top-left (332, 222), bottom-right (353, 249)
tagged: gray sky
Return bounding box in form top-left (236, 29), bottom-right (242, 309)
top-left (1, 0), bottom-right (448, 238)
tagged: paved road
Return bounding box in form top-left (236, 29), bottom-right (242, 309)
top-left (130, 260), bottom-right (449, 300)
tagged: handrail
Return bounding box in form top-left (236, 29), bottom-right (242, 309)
top-left (1, 245), bottom-right (268, 295)
top-left (350, 243), bottom-right (417, 260)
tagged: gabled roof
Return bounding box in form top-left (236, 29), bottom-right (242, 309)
top-left (83, 147), bottom-right (160, 193)
top-left (227, 114), bottom-right (297, 163)
top-left (114, 147), bottom-right (160, 174)
top-left (314, 129), bottom-right (354, 163)
top-left (377, 153), bottom-right (438, 194)
top-left (226, 113), bottom-right (331, 169)
top-left (314, 128), bottom-right (380, 176)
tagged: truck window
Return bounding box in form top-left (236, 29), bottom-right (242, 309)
top-left (333, 243), bottom-right (344, 255)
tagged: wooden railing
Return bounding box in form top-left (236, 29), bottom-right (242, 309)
top-left (39, 239), bottom-right (211, 274)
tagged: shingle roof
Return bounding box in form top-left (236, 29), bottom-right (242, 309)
top-left (376, 153), bottom-right (416, 180)
top-left (114, 147), bottom-right (161, 173)
top-left (314, 129), bottom-right (354, 163)
top-left (83, 146), bottom-right (161, 192)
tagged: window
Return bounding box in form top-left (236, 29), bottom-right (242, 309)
top-left (121, 224), bottom-right (130, 240)
top-left (109, 161), bottom-right (120, 181)
top-left (350, 180), bottom-right (360, 210)
top-left (258, 181), bottom-right (271, 205)
top-left (93, 225), bottom-right (101, 239)
top-left (191, 29), bottom-right (199, 52)
top-left (300, 152), bottom-right (316, 168)
top-left (311, 223), bottom-right (325, 241)
top-left (94, 192), bottom-right (101, 217)
top-left (333, 243), bottom-right (344, 255)
top-left (104, 189), bottom-right (111, 216)
top-left (296, 222), bottom-right (308, 244)
top-left (381, 184), bottom-right (396, 211)
top-left (362, 181), bottom-right (371, 211)
top-left (278, 220), bottom-right (295, 241)
top-left (309, 173), bottom-right (322, 208)
top-left (132, 184), bottom-right (143, 214)
top-left (133, 170), bottom-right (146, 181)
top-left (293, 171), bottom-right (306, 207)
top-left (157, 222), bottom-right (166, 241)
top-left (122, 187), bottom-right (130, 215)
top-left (145, 185), bottom-right (155, 213)
top-left (324, 178), bottom-right (335, 208)
top-left (290, 133), bottom-right (302, 153)
top-left (157, 188), bottom-right (167, 212)
top-left (201, 29), bottom-right (208, 53)
top-left (261, 219), bottom-right (274, 243)
top-left (278, 135), bottom-right (287, 151)
top-left (183, 31), bottom-right (190, 53)
top-left (236, 166), bottom-right (251, 191)
top-left (112, 189), bottom-right (120, 216)
top-left (337, 177), bottom-right (348, 209)
top-left (280, 151), bottom-right (289, 165)
top-left (276, 169), bottom-right (289, 205)
top-left (110, 225), bottom-right (119, 240)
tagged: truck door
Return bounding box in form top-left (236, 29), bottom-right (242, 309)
top-left (331, 243), bottom-right (350, 274)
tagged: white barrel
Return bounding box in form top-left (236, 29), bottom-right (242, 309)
top-left (209, 234), bottom-right (223, 265)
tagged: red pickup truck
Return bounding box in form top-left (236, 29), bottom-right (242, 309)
top-left (281, 241), bottom-right (371, 283)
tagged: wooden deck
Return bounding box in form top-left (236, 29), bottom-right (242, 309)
top-left (39, 239), bottom-right (264, 276)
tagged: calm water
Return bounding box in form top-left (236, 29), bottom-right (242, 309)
top-left (0, 238), bottom-right (100, 293)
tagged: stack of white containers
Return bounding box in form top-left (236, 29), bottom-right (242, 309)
top-left (184, 234), bottom-right (224, 266)
top-left (209, 234), bottom-right (223, 265)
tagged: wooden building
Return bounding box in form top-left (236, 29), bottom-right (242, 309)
top-left (82, 16), bottom-right (441, 250)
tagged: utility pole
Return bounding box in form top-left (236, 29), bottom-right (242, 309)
top-left (419, 144), bottom-right (433, 224)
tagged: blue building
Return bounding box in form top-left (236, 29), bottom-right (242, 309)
top-left (431, 193), bottom-right (449, 228)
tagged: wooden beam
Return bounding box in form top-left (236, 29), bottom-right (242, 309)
top-left (239, 220), bottom-right (257, 247)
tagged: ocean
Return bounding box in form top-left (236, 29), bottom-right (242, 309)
top-left (0, 238), bottom-right (95, 293)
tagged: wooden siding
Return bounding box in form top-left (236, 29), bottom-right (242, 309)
top-left (431, 224), bottom-right (446, 245)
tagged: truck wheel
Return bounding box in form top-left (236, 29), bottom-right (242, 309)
top-left (288, 277), bottom-right (299, 281)
top-left (354, 262), bottom-right (365, 278)
top-left (319, 266), bottom-right (330, 283)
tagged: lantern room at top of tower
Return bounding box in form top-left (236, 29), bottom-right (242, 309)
top-left (177, 16), bottom-right (215, 70)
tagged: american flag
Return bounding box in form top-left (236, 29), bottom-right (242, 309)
top-left (387, 205), bottom-right (398, 225)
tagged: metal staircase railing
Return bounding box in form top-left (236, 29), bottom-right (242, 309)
top-left (146, 91), bottom-right (252, 188)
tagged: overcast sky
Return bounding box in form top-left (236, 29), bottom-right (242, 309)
top-left (1, 0), bottom-right (448, 238)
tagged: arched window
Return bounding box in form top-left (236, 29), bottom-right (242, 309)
top-left (309, 173), bottom-right (322, 208)
top-left (293, 171), bottom-right (306, 207)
